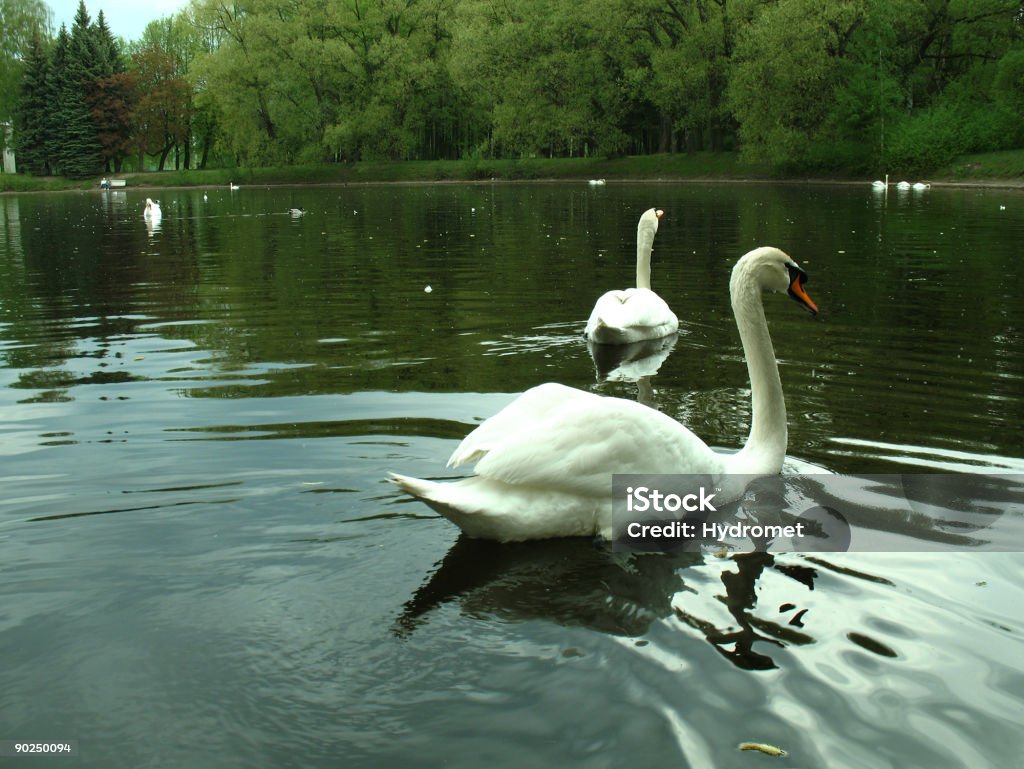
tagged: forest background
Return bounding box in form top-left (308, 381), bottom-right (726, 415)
top-left (1, 0), bottom-right (1023, 184)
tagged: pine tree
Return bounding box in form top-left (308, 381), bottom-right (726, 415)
top-left (56, 1), bottom-right (104, 177)
top-left (13, 27), bottom-right (51, 175)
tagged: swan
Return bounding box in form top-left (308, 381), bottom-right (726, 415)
top-left (229, 182), bottom-right (240, 190)
top-left (390, 246), bottom-right (819, 542)
top-left (289, 207), bottom-right (306, 217)
top-left (871, 174), bottom-right (888, 190)
top-left (896, 180), bottom-right (911, 190)
top-left (143, 198), bottom-right (161, 221)
top-left (588, 179), bottom-right (606, 185)
top-left (912, 182), bottom-right (930, 191)
top-left (585, 208), bottom-right (677, 344)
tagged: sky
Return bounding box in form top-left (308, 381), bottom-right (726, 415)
top-left (48, 0), bottom-right (190, 42)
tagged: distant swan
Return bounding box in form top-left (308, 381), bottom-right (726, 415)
top-left (585, 208), bottom-right (677, 344)
top-left (588, 179), bottom-right (606, 185)
top-left (229, 182), bottom-right (240, 190)
top-left (289, 207), bottom-right (305, 217)
top-left (390, 246), bottom-right (819, 542)
top-left (143, 198), bottom-right (161, 220)
top-left (912, 182), bottom-right (930, 191)
top-left (871, 174), bottom-right (888, 190)
top-left (896, 180), bottom-right (911, 190)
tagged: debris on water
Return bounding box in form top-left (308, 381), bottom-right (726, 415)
top-left (738, 742), bottom-right (787, 757)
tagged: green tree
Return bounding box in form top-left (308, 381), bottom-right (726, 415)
top-left (450, 0), bottom-right (629, 158)
top-left (1, 0), bottom-right (52, 166)
top-left (12, 26), bottom-right (50, 174)
top-left (728, 0), bottom-right (870, 169)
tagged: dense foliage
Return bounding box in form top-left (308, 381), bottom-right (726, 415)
top-left (4, 0), bottom-right (1024, 175)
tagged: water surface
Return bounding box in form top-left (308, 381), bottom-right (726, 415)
top-left (1, 182), bottom-right (1023, 768)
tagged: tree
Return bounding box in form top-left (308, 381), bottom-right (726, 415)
top-left (132, 43), bottom-right (191, 170)
top-left (1, 0), bottom-right (52, 166)
top-left (12, 26), bottom-right (50, 174)
top-left (728, 0), bottom-right (870, 168)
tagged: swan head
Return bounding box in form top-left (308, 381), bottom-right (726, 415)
top-left (638, 208), bottom-right (663, 236)
top-left (732, 247), bottom-right (818, 315)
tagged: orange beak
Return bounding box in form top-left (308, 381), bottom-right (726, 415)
top-left (787, 266), bottom-right (819, 315)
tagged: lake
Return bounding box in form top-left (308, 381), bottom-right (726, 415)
top-left (1, 181), bottom-right (1023, 768)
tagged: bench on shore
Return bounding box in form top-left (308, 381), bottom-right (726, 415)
top-left (100, 178), bottom-right (127, 189)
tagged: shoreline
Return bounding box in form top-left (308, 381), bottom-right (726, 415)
top-left (5, 176), bottom-right (1024, 194)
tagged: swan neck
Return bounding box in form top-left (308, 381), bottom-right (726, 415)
top-left (731, 281), bottom-right (787, 473)
top-left (635, 226), bottom-right (655, 290)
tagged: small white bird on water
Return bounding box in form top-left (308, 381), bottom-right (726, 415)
top-left (289, 207), bottom-right (306, 217)
top-left (229, 182), bottom-right (240, 190)
top-left (143, 198), bottom-right (161, 221)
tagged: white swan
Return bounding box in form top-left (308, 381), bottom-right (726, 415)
top-left (143, 198), bottom-right (161, 221)
top-left (871, 174), bottom-right (888, 190)
top-left (912, 182), bottom-right (930, 191)
top-left (229, 182), bottom-right (240, 190)
top-left (588, 179), bottom-right (606, 185)
top-left (391, 246), bottom-right (819, 542)
top-left (585, 208), bottom-right (677, 344)
top-left (896, 180), bottom-right (911, 190)
top-left (289, 207), bottom-right (306, 217)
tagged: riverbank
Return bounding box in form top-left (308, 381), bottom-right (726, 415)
top-left (3, 150), bottom-right (1023, 193)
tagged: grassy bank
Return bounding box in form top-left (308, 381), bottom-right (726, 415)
top-left (3, 150), bottom-right (1023, 192)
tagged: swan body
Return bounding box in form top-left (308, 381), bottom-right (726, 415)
top-left (229, 182), bottom-right (240, 190)
top-left (143, 198), bottom-right (161, 221)
top-left (585, 208), bottom-right (678, 344)
top-left (289, 207), bottom-right (306, 217)
top-left (872, 180), bottom-right (886, 189)
top-left (391, 246), bottom-right (819, 542)
top-left (912, 182), bottom-right (930, 191)
top-left (896, 180), bottom-right (911, 190)
top-left (588, 179), bottom-right (606, 185)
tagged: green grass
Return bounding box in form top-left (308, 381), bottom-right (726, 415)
top-left (933, 148), bottom-right (1024, 181)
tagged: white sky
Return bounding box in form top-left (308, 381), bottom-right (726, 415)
top-left (48, 0), bottom-right (190, 42)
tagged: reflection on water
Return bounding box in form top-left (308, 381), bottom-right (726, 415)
top-left (1, 183), bottom-right (1023, 768)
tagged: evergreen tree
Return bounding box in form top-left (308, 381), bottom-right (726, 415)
top-left (56, 1), bottom-right (104, 177)
top-left (13, 26), bottom-right (51, 174)
top-left (87, 9), bottom-right (131, 170)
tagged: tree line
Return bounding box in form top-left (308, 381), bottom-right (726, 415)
top-left (3, 0), bottom-right (1023, 177)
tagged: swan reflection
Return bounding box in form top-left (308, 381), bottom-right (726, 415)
top-left (396, 537), bottom-right (823, 670)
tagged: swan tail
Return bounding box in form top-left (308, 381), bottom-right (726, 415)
top-left (388, 473), bottom-right (606, 541)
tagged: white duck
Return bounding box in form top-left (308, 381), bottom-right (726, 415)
top-left (391, 246), bottom-right (819, 542)
top-left (143, 198), bottom-right (161, 221)
top-left (585, 208), bottom-right (677, 344)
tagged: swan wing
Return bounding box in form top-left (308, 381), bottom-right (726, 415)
top-left (448, 383), bottom-right (595, 467)
top-left (585, 288), bottom-right (679, 341)
top-left (471, 388), bottom-right (722, 497)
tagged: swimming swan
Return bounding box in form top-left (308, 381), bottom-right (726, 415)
top-left (390, 246), bottom-right (819, 542)
top-left (143, 198), bottom-right (161, 220)
top-left (585, 208), bottom-right (678, 344)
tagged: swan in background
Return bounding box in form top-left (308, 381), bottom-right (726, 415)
top-left (912, 182), bottom-right (930, 191)
top-left (871, 175), bottom-right (888, 189)
top-left (289, 207), bottom-right (306, 217)
top-left (585, 208), bottom-right (677, 344)
top-left (588, 178), bottom-right (606, 185)
top-left (390, 246), bottom-right (819, 542)
top-left (229, 182), bottom-right (240, 190)
top-left (896, 180), bottom-right (911, 190)
top-left (143, 198), bottom-right (161, 221)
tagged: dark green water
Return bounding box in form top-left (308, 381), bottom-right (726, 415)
top-left (1, 182), bottom-right (1023, 768)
